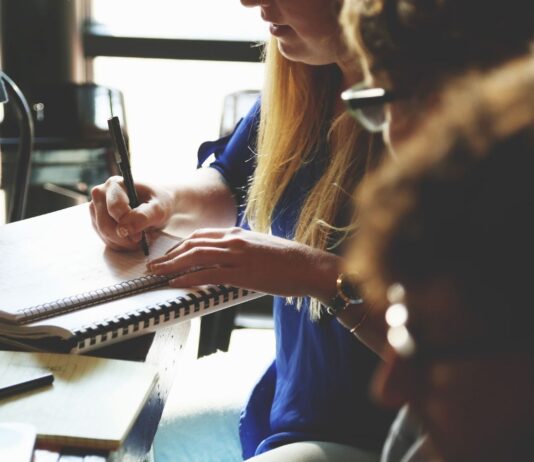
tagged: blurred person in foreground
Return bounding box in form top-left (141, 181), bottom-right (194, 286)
top-left (351, 56), bottom-right (534, 462)
top-left (340, 0), bottom-right (534, 148)
top-left (330, 0), bottom-right (534, 356)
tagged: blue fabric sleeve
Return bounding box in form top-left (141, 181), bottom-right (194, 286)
top-left (197, 99), bottom-right (261, 222)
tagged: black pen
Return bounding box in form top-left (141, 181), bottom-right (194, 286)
top-left (107, 116), bottom-right (150, 256)
top-left (0, 370), bottom-right (54, 399)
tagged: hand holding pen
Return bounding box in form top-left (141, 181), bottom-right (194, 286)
top-left (107, 116), bottom-right (150, 256)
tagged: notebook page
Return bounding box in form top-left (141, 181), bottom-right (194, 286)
top-left (18, 232), bottom-right (182, 322)
top-left (0, 204), bottom-right (181, 320)
top-left (0, 423), bottom-right (36, 462)
top-left (0, 351), bottom-right (157, 450)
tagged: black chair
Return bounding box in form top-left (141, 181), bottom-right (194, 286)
top-left (1, 81), bottom-right (126, 223)
top-left (0, 71), bottom-right (34, 223)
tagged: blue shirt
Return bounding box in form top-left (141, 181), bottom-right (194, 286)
top-left (198, 100), bottom-right (393, 459)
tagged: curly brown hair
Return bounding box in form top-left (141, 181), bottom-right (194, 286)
top-left (352, 57), bottom-right (534, 330)
top-left (341, 0), bottom-right (534, 93)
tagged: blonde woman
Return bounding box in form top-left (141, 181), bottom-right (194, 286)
top-left (90, 0), bottom-right (392, 459)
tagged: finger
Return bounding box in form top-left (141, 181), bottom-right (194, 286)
top-left (90, 182), bottom-right (122, 233)
top-left (116, 199), bottom-right (165, 238)
top-left (89, 201), bottom-right (116, 247)
top-left (91, 196), bottom-right (119, 243)
top-left (149, 247), bottom-right (232, 275)
top-left (103, 177), bottom-right (132, 222)
top-left (164, 238), bottom-right (184, 255)
top-left (89, 201), bottom-right (98, 232)
top-left (160, 234), bottom-right (219, 258)
top-left (123, 229), bottom-right (153, 247)
top-left (162, 227), bottom-right (242, 254)
top-left (168, 266), bottom-right (233, 288)
top-left (135, 200), bottom-right (167, 228)
top-left (90, 191), bottom-right (139, 250)
top-left (116, 210), bottom-right (149, 240)
top-left (151, 238), bottom-right (231, 264)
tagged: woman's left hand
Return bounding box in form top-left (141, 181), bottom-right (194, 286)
top-left (147, 227), bottom-right (341, 300)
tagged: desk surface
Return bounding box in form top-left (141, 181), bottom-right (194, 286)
top-left (2, 320), bottom-right (199, 462)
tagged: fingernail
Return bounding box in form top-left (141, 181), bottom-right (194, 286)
top-left (116, 226), bottom-right (129, 238)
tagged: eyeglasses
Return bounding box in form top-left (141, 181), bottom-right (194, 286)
top-left (341, 83), bottom-right (397, 133)
top-left (385, 283), bottom-right (534, 365)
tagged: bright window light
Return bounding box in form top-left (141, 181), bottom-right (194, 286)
top-left (92, 0), bottom-right (268, 41)
top-left (91, 2), bottom-right (266, 184)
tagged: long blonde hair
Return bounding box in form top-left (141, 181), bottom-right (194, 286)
top-left (245, 39), bottom-right (380, 319)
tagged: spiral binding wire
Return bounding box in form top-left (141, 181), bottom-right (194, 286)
top-left (20, 274), bottom-right (172, 323)
top-left (73, 285), bottom-right (252, 352)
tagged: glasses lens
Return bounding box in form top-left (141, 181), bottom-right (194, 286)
top-left (352, 105), bottom-right (387, 133)
top-left (341, 85), bottom-right (389, 133)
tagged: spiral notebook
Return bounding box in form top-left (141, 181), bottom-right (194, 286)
top-left (0, 204), bottom-right (262, 353)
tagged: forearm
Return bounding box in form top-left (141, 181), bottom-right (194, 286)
top-left (165, 168), bottom-right (238, 235)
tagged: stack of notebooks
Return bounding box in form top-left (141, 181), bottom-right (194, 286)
top-left (0, 204), bottom-right (261, 353)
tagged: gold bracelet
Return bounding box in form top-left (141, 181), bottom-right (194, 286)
top-left (349, 304), bottom-right (373, 334)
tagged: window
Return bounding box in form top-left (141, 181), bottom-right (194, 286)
top-left (92, 0), bottom-right (267, 41)
top-left (91, 1), bottom-right (267, 183)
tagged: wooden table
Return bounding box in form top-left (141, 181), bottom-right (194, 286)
top-left (3, 320), bottom-right (199, 462)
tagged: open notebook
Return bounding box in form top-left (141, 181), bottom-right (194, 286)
top-left (0, 351), bottom-right (157, 450)
top-left (0, 204), bottom-right (262, 353)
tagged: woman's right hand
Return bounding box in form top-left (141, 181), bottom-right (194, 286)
top-left (89, 176), bottom-right (174, 251)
